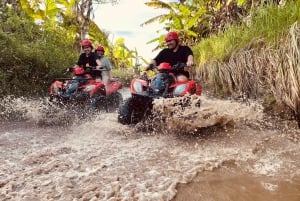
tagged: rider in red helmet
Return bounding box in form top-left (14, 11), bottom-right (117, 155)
top-left (65, 39), bottom-right (102, 97)
top-left (81, 39), bottom-right (92, 47)
top-left (95, 45), bottom-right (104, 52)
top-left (164, 31), bottom-right (179, 42)
top-left (146, 31), bottom-right (194, 81)
top-left (75, 39), bottom-right (101, 70)
top-left (94, 45), bottom-right (113, 86)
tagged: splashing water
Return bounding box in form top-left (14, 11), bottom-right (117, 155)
top-left (142, 94), bottom-right (264, 135)
top-left (0, 91), bottom-right (299, 201)
top-left (0, 96), bottom-right (45, 121)
top-left (0, 96), bottom-right (83, 126)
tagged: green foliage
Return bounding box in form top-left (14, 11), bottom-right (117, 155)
top-left (194, 0), bottom-right (300, 63)
top-left (143, 0), bottom-right (203, 47)
top-left (0, 13), bottom-right (77, 97)
top-left (0, 0), bottom-right (137, 97)
top-left (89, 21), bottom-right (110, 47)
top-left (111, 68), bottom-right (136, 87)
top-left (144, 0), bottom-right (250, 48)
top-left (0, 0), bottom-right (117, 97)
top-left (19, 0), bottom-right (60, 22)
top-left (250, 1), bottom-right (300, 44)
top-left (109, 37), bottom-right (149, 69)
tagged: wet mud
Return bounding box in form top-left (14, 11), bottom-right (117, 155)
top-left (0, 90), bottom-right (299, 201)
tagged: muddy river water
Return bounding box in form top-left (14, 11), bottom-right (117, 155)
top-left (0, 88), bottom-right (299, 201)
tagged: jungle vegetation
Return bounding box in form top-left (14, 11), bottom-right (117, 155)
top-left (1, 0), bottom-right (300, 123)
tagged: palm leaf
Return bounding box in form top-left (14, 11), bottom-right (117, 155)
top-left (45, 0), bottom-right (60, 21)
top-left (19, 0), bottom-right (44, 20)
top-left (56, 0), bottom-right (76, 17)
top-left (88, 20), bottom-right (109, 46)
top-left (20, 0), bottom-right (60, 22)
top-left (141, 14), bottom-right (168, 26)
top-left (145, 0), bottom-right (173, 9)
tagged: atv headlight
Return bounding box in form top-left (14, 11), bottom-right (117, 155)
top-left (173, 84), bottom-right (188, 96)
top-left (133, 81), bottom-right (143, 93)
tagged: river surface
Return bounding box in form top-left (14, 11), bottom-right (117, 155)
top-left (0, 88), bottom-right (299, 201)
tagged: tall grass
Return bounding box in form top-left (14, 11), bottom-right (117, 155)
top-left (196, 21), bottom-right (300, 124)
top-left (194, 0), bottom-right (300, 124)
top-left (267, 22), bottom-right (300, 122)
top-left (194, 0), bottom-right (300, 64)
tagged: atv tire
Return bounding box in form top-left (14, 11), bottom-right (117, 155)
top-left (118, 97), bottom-right (144, 125)
top-left (108, 92), bottom-right (123, 111)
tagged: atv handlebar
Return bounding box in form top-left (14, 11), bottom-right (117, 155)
top-left (85, 66), bottom-right (108, 72)
top-left (172, 63), bottom-right (187, 71)
top-left (145, 62), bottom-right (192, 71)
top-left (55, 78), bottom-right (92, 81)
top-left (66, 66), bottom-right (108, 74)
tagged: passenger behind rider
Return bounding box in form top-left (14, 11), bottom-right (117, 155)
top-left (145, 31), bottom-right (194, 82)
top-left (94, 45), bottom-right (112, 86)
top-left (65, 39), bottom-right (102, 97)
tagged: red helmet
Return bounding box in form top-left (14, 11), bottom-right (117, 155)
top-left (95, 45), bottom-right (105, 52)
top-left (165, 32), bottom-right (179, 42)
top-left (81, 39), bottom-right (92, 47)
top-left (73, 67), bottom-right (85, 75)
top-left (158, 62), bottom-right (171, 71)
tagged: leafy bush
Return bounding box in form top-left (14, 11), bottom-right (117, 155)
top-left (0, 13), bottom-right (77, 97)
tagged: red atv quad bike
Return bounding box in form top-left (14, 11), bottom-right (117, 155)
top-left (118, 62), bottom-right (202, 125)
top-left (49, 66), bottom-right (123, 112)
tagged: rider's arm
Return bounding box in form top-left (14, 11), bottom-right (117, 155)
top-left (107, 59), bottom-right (113, 80)
top-left (187, 55), bottom-right (194, 66)
top-left (92, 52), bottom-right (103, 69)
top-left (145, 60), bottom-right (157, 71)
top-left (95, 58), bottom-right (103, 70)
top-left (103, 57), bottom-right (113, 80)
top-left (185, 46), bottom-right (194, 71)
top-left (185, 45), bottom-right (194, 65)
top-left (108, 70), bottom-right (113, 80)
top-left (104, 57), bottom-right (112, 71)
top-left (186, 55), bottom-right (194, 70)
top-left (66, 64), bottom-right (80, 73)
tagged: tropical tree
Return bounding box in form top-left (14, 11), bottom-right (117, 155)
top-left (19, 0), bottom-right (61, 23)
top-left (18, 0), bottom-right (118, 45)
top-left (143, 0), bottom-right (250, 48)
top-left (142, 0), bottom-right (207, 48)
top-left (110, 38), bottom-right (135, 69)
top-left (65, 0), bottom-right (118, 41)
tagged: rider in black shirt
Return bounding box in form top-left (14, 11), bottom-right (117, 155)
top-left (146, 31), bottom-right (194, 80)
top-left (65, 39), bottom-right (101, 96)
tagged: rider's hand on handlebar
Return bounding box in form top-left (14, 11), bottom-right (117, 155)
top-left (185, 61), bottom-right (194, 71)
top-left (184, 66), bottom-right (191, 71)
top-left (141, 72), bottom-right (149, 81)
top-left (145, 64), bottom-right (155, 71)
top-left (65, 67), bottom-right (73, 74)
top-left (186, 61), bottom-right (194, 67)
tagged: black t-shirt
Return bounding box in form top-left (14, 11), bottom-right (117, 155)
top-left (154, 45), bottom-right (193, 77)
top-left (76, 52), bottom-right (100, 77)
top-left (76, 52), bottom-right (98, 68)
